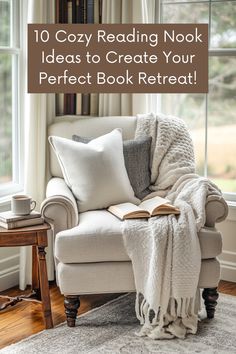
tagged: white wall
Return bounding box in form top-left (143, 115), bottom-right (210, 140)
top-left (218, 205), bottom-right (236, 283)
top-left (0, 248), bottom-right (20, 291)
top-left (0, 202), bottom-right (20, 291)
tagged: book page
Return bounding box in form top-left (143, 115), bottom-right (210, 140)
top-left (108, 203), bottom-right (146, 220)
top-left (139, 196), bottom-right (170, 214)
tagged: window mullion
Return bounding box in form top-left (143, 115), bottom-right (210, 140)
top-left (204, 94), bottom-right (208, 177)
top-left (209, 49), bottom-right (236, 56)
top-left (0, 47), bottom-right (20, 54)
top-left (0, 0), bottom-right (22, 198)
top-left (11, 0), bottom-right (20, 48)
top-left (164, 0), bottom-right (236, 4)
top-left (12, 54), bottom-right (19, 184)
top-left (204, 0), bottom-right (211, 178)
top-left (12, 0), bottom-right (21, 187)
top-left (155, 0), bottom-right (161, 23)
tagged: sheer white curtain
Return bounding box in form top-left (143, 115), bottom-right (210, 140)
top-left (19, 0), bottom-right (55, 290)
top-left (99, 0), bottom-right (160, 116)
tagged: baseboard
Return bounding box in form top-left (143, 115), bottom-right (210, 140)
top-left (220, 252), bottom-right (236, 282)
top-left (220, 262), bottom-right (236, 283)
top-left (0, 254), bottom-right (20, 291)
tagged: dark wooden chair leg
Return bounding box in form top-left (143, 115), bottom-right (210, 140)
top-left (202, 287), bottom-right (219, 319)
top-left (64, 295), bottom-right (80, 327)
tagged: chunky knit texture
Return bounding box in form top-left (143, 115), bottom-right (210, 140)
top-left (122, 113), bottom-right (222, 339)
top-left (135, 113), bottom-right (196, 194)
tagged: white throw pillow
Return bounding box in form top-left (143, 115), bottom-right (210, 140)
top-left (49, 129), bottom-right (139, 212)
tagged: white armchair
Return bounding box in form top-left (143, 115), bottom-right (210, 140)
top-left (41, 116), bottom-right (228, 327)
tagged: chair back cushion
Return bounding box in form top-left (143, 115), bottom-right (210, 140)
top-left (48, 116), bottom-right (137, 178)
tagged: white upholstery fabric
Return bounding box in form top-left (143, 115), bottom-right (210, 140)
top-left (205, 195), bottom-right (228, 227)
top-left (55, 210), bottom-right (222, 264)
top-left (41, 177), bottom-right (79, 230)
top-left (55, 210), bottom-right (128, 263)
top-left (198, 259), bottom-right (221, 288)
top-left (48, 116), bottom-right (137, 177)
top-left (42, 116), bottom-right (227, 298)
top-left (49, 130), bottom-right (138, 212)
top-left (42, 178), bottom-right (228, 235)
top-left (200, 228), bottom-right (222, 259)
top-left (46, 177), bottom-right (78, 207)
top-left (57, 259), bottom-right (220, 295)
top-left (57, 262), bottom-right (135, 295)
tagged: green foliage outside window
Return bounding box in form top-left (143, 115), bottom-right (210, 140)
top-left (0, 0), bottom-right (12, 183)
top-left (162, 0), bottom-right (236, 193)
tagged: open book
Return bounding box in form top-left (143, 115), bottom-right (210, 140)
top-left (108, 196), bottom-right (180, 220)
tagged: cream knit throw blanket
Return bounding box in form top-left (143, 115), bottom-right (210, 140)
top-left (122, 113), bottom-right (222, 340)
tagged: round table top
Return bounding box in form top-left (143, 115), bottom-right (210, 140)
top-left (0, 222), bottom-right (51, 234)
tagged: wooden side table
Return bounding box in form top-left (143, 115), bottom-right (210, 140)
top-left (0, 223), bottom-right (53, 329)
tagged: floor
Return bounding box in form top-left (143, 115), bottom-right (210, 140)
top-left (0, 280), bottom-right (235, 350)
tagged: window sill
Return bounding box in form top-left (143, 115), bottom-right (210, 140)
top-left (0, 182), bottom-right (24, 202)
top-left (227, 201), bottom-right (236, 209)
top-left (0, 191), bottom-right (24, 212)
top-left (0, 196), bottom-right (11, 212)
top-left (225, 201), bottom-right (236, 222)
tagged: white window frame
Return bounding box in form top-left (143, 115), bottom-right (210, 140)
top-left (0, 0), bottom-right (24, 199)
top-left (160, 0), bottom-right (236, 202)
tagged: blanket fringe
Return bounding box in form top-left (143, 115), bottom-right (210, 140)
top-left (135, 292), bottom-right (198, 339)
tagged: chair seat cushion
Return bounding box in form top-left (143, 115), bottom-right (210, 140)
top-left (55, 210), bottom-right (222, 264)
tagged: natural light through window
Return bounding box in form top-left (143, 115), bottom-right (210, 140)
top-left (160, 0), bottom-right (236, 198)
top-left (0, 0), bottom-right (22, 197)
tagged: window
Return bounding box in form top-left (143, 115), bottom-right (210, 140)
top-left (0, 0), bottom-right (22, 198)
top-left (160, 0), bottom-right (236, 200)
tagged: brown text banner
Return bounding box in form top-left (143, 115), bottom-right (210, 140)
top-left (28, 24), bottom-right (208, 93)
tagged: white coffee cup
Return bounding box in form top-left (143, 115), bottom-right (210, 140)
top-left (11, 195), bottom-right (36, 216)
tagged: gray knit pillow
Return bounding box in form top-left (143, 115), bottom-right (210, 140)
top-left (72, 134), bottom-right (152, 200)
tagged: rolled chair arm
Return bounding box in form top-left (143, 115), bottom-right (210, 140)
top-left (41, 177), bottom-right (79, 233)
top-left (205, 195), bottom-right (228, 227)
